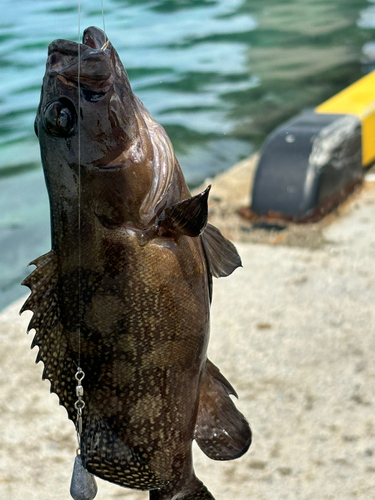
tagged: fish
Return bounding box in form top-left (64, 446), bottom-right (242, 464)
top-left (21, 26), bottom-right (251, 500)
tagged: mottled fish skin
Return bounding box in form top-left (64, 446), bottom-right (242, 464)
top-left (21, 27), bottom-right (251, 499)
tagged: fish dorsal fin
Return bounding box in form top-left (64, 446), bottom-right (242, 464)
top-left (194, 359), bottom-right (251, 460)
top-left (20, 251), bottom-right (77, 419)
top-left (201, 223), bottom-right (242, 278)
top-left (159, 186), bottom-right (210, 237)
top-left (20, 252), bottom-right (59, 335)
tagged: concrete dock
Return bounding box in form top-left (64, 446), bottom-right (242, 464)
top-left (0, 158), bottom-right (374, 499)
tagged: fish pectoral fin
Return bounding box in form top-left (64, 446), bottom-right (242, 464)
top-left (194, 359), bottom-right (251, 461)
top-left (201, 223), bottom-right (242, 278)
top-left (158, 186), bottom-right (210, 237)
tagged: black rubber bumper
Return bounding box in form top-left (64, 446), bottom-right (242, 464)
top-left (251, 110), bottom-right (363, 221)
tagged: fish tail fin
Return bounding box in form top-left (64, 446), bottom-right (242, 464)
top-left (194, 359), bottom-right (251, 461)
top-left (150, 475), bottom-right (215, 500)
top-left (177, 477), bottom-right (215, 500)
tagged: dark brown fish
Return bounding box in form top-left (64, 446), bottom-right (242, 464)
top-left (21, 26), bottom-right (251, 500)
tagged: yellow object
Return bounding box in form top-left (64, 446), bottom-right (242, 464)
top-left (316, 70), bottom-right (375, 166)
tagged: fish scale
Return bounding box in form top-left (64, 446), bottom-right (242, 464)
top-left (22, 26), bottom-right (251, 500)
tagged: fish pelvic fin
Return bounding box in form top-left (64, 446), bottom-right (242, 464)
top-left (158, 186), bottom-right (210, 238)
top-left (194, 359), bottom-right (251, 461)
top-left (201, 223), bottom-right (241, 278)
top-left (150, 475), bottom-right (215, 500)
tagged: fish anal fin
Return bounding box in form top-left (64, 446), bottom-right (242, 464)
top-left (83, 416), bottom-right (164, 491)
top-left (201, 223), bottom-right (241, 278)
top-left (194, 360), bottom-right (251, 461)
top-left (158, 186), bottom-right (210, 238)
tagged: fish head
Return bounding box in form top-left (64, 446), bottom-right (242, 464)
top-left (35, 26), bottom-right (140, 169)
top-left (36, 26), bottom-right (184, 230)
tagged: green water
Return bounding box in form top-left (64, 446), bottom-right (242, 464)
top-left (1, 0), bottom-right (375, 310)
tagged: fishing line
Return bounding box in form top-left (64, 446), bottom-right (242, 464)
top-left (74, 0), bottom-right (109, 420)
top-left (71, 3), bottom-right (101, 498)
top-left (74, 0), bottom-right (85, 453)
top-left (75, 1), bottom-right (107, 371)
top-left (100, 0), bottom-right (109, 50)
top-left (74, 0), bottom-right (108, 443)
top-left (73, 0), bottom-right (109, 475)
top-left (77, 0), bottom-right (82, 371)
top-left (101, 0), bottom-right (106, 39)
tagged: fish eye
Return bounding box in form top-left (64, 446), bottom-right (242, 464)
top-left (43, 98), bottom-right (76, 137)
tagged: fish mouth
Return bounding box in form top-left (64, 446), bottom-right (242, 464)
top-left (47, 27), bottom-right (114, 93)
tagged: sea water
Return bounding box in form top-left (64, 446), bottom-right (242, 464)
top-left (0, 0), bottom-right (374, 309)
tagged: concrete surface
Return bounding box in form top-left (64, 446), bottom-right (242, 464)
top-left (0, 166), bottom-right (374, 500)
